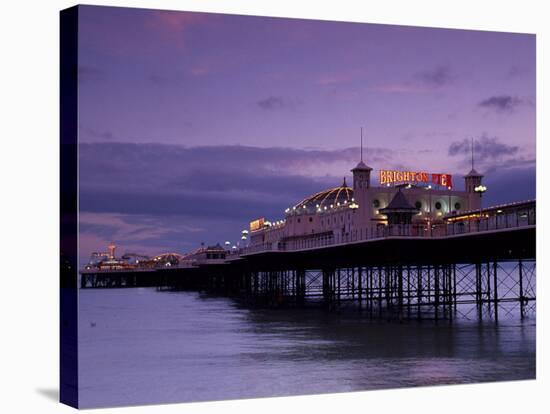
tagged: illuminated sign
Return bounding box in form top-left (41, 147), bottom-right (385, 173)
top-left (379, 170), bottom-right (453, 189)
top-left (249, 218), bottom-right (265, 231)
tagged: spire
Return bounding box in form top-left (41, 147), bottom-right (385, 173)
top-left (360, 126), bottom-right (364, 162)
top-left (465, 137), bottom-right (483, 177)
top-left (342, 176), bottom-right (347, 187)
top-left (352, 126), bottom-right (372, 172)
top-left (471, 137), bottom-right (474, 171)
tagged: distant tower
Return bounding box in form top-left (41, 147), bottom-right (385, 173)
top-left (464, 139), bottom-right (483, 211)
top-left (108, 243), bottom-right (116, 260)
top-left (351, 128), bottom-right (373, 230)
top-left (464, 138), bottom-right (484, 193)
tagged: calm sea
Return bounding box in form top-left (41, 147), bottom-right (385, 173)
top-left (78, 288), bottom-right (535, 408)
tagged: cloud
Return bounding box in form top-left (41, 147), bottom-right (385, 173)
top-left (374, 65), bottom-right (453, 93)
top-left (414, 65), bottom-right (453, 86)
top-left (80, 142), bottom-right (372, 260)
top-left (257, 96), bottom-right (293, 110)
top-left (447, 133), bottom-right (534, 174)
top-left (78, 143), bottom-right (397, 219)
top-left (478, 95), bottom-right (524, 113)
top-left (448, 134), bottom-right (519, 161)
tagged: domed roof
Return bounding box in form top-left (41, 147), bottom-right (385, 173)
top-left (290, 179), bottom-right (354, 214)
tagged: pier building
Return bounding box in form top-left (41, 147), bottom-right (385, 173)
top-left (249, 158), bottom-right (484, 248)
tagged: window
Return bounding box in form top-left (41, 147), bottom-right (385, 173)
top-left (415, 201), bottom-right (422, 209)
top-left (373, 199), bottom-right (380, 208)
top-left (454, 202), bottom-right (461, 210)
top-left (435, 202), bottom-right (442, 210)
top-left (297, 218), bottom-right (301, 223)
top-left (308, 217), bottom-right (313, 222)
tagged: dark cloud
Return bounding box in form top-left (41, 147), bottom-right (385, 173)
top-left (414, 65), bottom-right (453, 86)
top-left (257, 96), bottom-right (292, 110)
top-left (79, 142), bottom-right (369, 258)
top-left (79, 143), bottom-right (394, 220)
top-left (448, 134), bottom-right (519, 161)
top-left (478, 95), bottom-right (523, 113)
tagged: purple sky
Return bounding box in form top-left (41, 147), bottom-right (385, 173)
top-left (77, 5), bottom-right (535, 264)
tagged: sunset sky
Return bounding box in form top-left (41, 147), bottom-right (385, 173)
top-left (77, 5), bottom-right (535, 264)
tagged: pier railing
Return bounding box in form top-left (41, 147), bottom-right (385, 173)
top-left (233, 206), bottom-right (535, 256)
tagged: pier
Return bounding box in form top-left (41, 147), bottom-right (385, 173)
top-left (81, 200), bottom-right (536, 321)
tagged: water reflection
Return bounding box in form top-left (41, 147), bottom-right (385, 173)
top-left (78, 289), bottom-right (535, 408)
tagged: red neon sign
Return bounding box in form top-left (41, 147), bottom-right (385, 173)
top-left (379, 170), bottom-right (453, 189)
